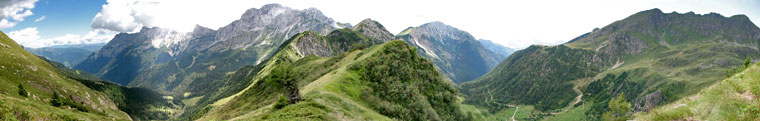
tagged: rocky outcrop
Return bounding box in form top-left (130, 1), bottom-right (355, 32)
top-left (293, 31), bottom-right (334, 57)
top-left (353, 18), bottom-right (395, 42)
top-left (634, 91), bottom-right (665, 112)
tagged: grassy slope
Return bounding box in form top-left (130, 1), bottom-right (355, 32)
top-left (634, 63), bottom-right (760, 120)
top-left (197, 40), bottom-right (468, 121)
top-left (0, 31), bottom-right (132, 120)
top-left (191, 37), bottom-right (374, 120)
top-left (46, 58), bottom-right (180, 120)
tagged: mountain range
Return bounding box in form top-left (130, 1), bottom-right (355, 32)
top-left (2, 3), bottom-right (758, 121)
top-left (460, 8), bottom-right (760, 120)
top-left (24, 43), bottom-right (105, 67)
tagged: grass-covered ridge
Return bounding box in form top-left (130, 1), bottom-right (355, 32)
top-left (194, 34), bottom-right (470, 120)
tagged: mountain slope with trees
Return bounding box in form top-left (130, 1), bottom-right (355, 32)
top-left (460, 8), bottom-right (760, 120)
top-left (0, 31), bottom-right (133, 120)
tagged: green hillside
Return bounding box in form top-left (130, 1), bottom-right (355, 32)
top-left (190, 29), bottom-right (469, 120)
top-left (635, 61), bottom-right (760, 120)
top-left (460, 8), bottom-right (760, 120)
top-left (0, 31), bottom-right (132, 120)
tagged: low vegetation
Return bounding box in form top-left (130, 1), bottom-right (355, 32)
top-left (635, 61), bottom-right (760, 120)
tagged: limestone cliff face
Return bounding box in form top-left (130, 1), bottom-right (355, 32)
top-left (210, 4), bottom-right (337, 52)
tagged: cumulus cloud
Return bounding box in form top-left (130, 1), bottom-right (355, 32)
top-left (33, 15), bottom-right (44, 22)
top-left (91, 0), bottom-right (259, 33)
top-left (8, 27), bottom-right (116, 48)
top-left (0, 0), bottom-right (37, 29)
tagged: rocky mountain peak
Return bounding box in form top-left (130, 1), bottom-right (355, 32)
top-left (191, 25), bottom-right (215, 37)
top-left (211, 4), bottom-right (336, 52)
top-left (353, 18), bottom-right (394, 42)
top-left (396, 21), bottom-right (504, 83)
top-left (415, 21), bottom-right (476, 43)
top-left (241, 4), bottom-right (290, 20)
top-left (419, 21), bottom-right (451, 30)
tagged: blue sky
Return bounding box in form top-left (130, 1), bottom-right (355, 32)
top-left (1, 0), bottom-right (759, 48)
top-left (5, 0), bottom-right (105, 38)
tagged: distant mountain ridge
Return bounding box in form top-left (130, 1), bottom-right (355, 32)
top-left (26, 47), bottom-right (92, 67)
top-left (477, 39), bottom-right (514, 58)
top-left (24, 43), bottom-right (106, 68)
top-left (397, 21), bottom-right (507, 83)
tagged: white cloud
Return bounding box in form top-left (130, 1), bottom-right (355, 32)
top-left (0, 19), bottom-right (16, 28)
top-left (7, 27), bottom-right (116, 48)
top-left (91, 0), bottom-right (259, 33)
top-left (0, 0), bottom-right (38, 29)
top-left (33, 15), bottom-right (44, 22)
top-left (90, 0), bottom-right (760, 49)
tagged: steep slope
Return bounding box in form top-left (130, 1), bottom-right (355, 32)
top-left (74, 4), bottom-right (339, 97)
top-left (27, 47), bottom-right (93, 67)
top-left (44, 57), bottom-right (179, 120)
top-left (73, 27), bottom-right (183, 85)
top-left (197, 39), bottom-right (469, 121)
top-left (477, 39), bottom-right (515, 57)
top-left (0, 31), bottom-right (132, 120)
top-left (635, 62), bottom-right (760, 121)
top-left (460, 8), bottom-right (760, 120)
top-left (397, 22), bottom-right (506, 83)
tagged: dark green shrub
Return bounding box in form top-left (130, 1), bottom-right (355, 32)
top-left (50, 92), bottom-right (62, 107)
top-left (17, 84), bottom-right (27, 97)
top-left (273, 96), bottom-right (289, 110)
top-left (745, 56), bottom-right (751, 68)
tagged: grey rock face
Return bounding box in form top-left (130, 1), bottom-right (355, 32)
top-left (293, 31), bottom-right (334, 57)
top-left (354, 18), bottom-right (395, 42)
top-left (191, 25), bottom-right (216, 37)
top-left (210, 4), bottom-right (337, 52)
top-left (634, 91), bottom-right (665, 112)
